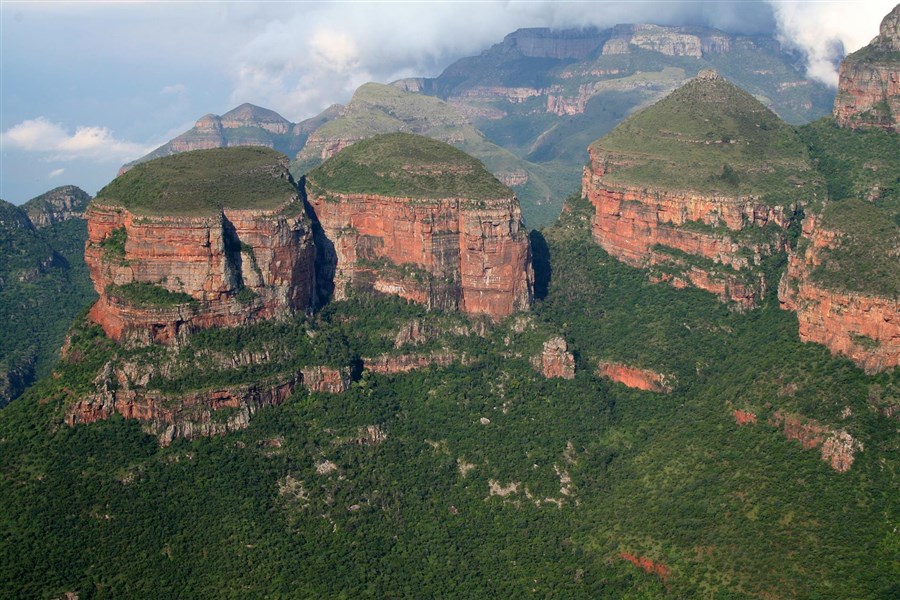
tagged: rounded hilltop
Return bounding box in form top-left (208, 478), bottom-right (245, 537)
top-left (590, 69), bottom-right (822, 202)
top-left (305, 132), bottom-right (513, 201)
top-left (96, 147), bottom-right (298, 216)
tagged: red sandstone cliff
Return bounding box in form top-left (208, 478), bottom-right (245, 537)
top-left (778, 214), bottom-right (899, 373)
top-left (532, 337), bottom-right (575, 379)
top-left (84, 198), bottom-right (314, 344)
top-left (597, 362), bottom-right (672, 393)
top-left (306, 192), bottom-right (532, 318)
top-left (582, 147), bottom-right (792, 308)
top-left (833, 5), bottom-right (900, 132)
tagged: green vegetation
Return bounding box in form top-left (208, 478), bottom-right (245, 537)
top-left (1, 191), bottom-right (898, 598)
top-left (0, 202), bottom-right (96, 405)
top-left (107, 282), bottom-right (196, 308)
top-left (99, 226), bottom-right (127, 258)
top-left (96, 147), bottom-right (298, 216)
top-left (591, 74), bottom-right (824, 204)
top-left (798, 118), bottom-right (900, 296)
top-left (306, 132), bottom-right (513, 200)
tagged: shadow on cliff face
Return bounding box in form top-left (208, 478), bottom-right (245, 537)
top-left (298, 176), bottom-right (337, 309)
top-left (529, 229), bottom-right (551, 301)
top-left (221, 214), bottom-right (245, 291)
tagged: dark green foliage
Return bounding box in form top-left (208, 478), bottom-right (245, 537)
top-left (99, 226), bottom-right (127, 258)
top-left (306, 133), bottom-right (512, 200)
top-left (798, 118), bottom-right (900, 296)
top-left (107, 282), bottom-right (196, 307)
top-left (96, 147), bottom-right (298, 216)
top-left (0, 204), bottom-right (95, 405)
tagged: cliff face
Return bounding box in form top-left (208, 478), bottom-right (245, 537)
top-left (778, 214), bottom-right (899, 373)
top-left (583, 145), bottom-right (793, 308)
top-left (85, 200), bottom-right (314, 344)
top-left (22, 185), bottom-right (91, 228)
top-left (531, 337), bottom-right (575, 379)
top-left (597, 362), bottom-right (672, 393)
top-left (833, 5), bottom-right (900, 132)
top-left (307, 192), bottom-right (532, 317)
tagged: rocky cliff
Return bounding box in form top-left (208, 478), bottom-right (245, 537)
top-left (86, 148), bottom-right (314, 344)
top-left (22, 185), bottom-right (91, 228)
top-left (531, 337), bottom-right (575, 379)
top-left (597, 362), bottom-right (672, 393)
top-left (833, 4), bottom-right (900, 132)
top-left (779, 214), bottom-right (899, 373)
top-left (583, 70), bottom-right (820, 307)
top-left (305, 133), bottom-right (532, 318)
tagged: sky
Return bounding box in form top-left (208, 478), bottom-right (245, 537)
top-left (1, 0), bottom-right (895, 204)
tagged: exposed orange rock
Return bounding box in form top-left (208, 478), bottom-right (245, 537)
top-left (597, 361), bottom-right (672, 393)
top-left (619, 552), bottom-right (670, 580)
top-left (84, 198), bottom-right (314, 344)
top-left (531, 337), bottom-right (575, 379)
top-left (779, 214), bottom-right (899, 373)
top-left (768, 410), bottom-right (863, 472)
top-left (733, 409), bottom-right (758, 425)
top-left (582, 148), bottom-right (791, 308)
top-left (300, 366), bottom-right (351, 393)
top-left (306, 192), bottom-right (532, 318)
top-left (833, 5), bottom-right (900, 132)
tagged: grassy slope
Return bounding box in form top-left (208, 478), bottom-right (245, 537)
top-left (591, 74), bottom-right (823, 204)
top-left (292, 83), bottom-right (558, 226)
top-left (1, 194), bottom-right (898, 598)
top-left (306, 132), bottom-right (513, 201)
top-left (98, 147), bottom-right (298, 216)
top-left (797, 119), bottom-right (900, 297)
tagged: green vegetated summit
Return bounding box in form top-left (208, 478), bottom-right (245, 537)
top-left (97, 147), bottom-right (299, 216)
top-left (591, 70), bottom-right (823, 203)
top-left (306, 132), bottom-right (513, 200)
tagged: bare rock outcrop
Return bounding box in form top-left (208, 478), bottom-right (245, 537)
top-left (597, 362), bottom-right (672, 393)
top-left (531, 337), bottom-right (575, 379)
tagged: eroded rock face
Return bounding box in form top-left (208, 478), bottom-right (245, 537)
top-left (84, 199), bottom-right (314, 344)
top-left (363, 351), bottom-right (464, 375)
top-left (768, 410), bottom-right (863, 472)
top-left (778, 214), bottom-right (899, 373)
top-left (22, 185), bottom-right (91, 228)
top-left (532, 337), bottom-right (575, 379)
top-left (306, 192), bottom-right (532, 318)
top-left (597, 362), bottom-right (672, 393)
top-left (583, 149), bottom-right (792, 308)
top-left (833, 4), bottom-right (900, 132)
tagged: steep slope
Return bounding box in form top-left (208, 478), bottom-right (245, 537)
top-left (293, 82), bottom-right (559, 227)
top-left (22, 185), bottom-right (91, 228)
top-left (305, 133), bottom-right (533, 317)
top-left (86, 147), bottom-right (315, 344)
top-left (583, 70), bottom-right (821, 307)
top-left (0, 199), bottom-right (95, 405)
top-left (398, 24), bottom-right (833, 222)
top-left (778, 119), bottom-right (900, 373)
top-left (119, 103), bottom-right (339, 174)
top-left (833, 3), bottom-right (900, 132)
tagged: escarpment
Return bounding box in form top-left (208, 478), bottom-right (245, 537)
top-left (833, 4), bottom-right (900, 132)
top-left (305, 133), bottom-right (533, 318)
top-left (583, 70), bottom-right (821, 308)
top-left (85, 147), bottom-right (315, 344)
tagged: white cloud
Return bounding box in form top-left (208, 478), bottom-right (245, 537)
top-left (48, 168), bottom-right (65, 178)
top-left (766, 0), bottom-right (896, 86)
top-left (1, 117), bottom-right (151, 163)
top-left (160, 83), bottom-right (187, 95)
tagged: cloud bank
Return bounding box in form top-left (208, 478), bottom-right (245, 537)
top-left (2, 117), bottom-right (151, 163)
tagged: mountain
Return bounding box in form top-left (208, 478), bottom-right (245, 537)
top-left (833, 3), bottom-right (900, 132)
top-left (21, 185), bottom-right (91, 228)
top-left (396, 23), bottom-right (834, 220)
top-left (293, 82), bottom-right (561, 227)
top-left (119, 103), bottom-right (341, 174)
top-left (583, 69), bottom-right (821, 307)
top-left (305, 132), bottom-right (533, 315)
top-left (0, 195), bottom-right (95, 405)
top-left (86, 147), bottom-right (315, 345)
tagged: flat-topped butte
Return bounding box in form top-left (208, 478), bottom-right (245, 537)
top-left (96, 147), bottom-right (298, 216)
top-left (590, 70), bottom-right (823, 204)
top-left (305, 132), bottom-right (513, 201)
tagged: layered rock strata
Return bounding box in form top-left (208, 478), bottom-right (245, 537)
top-left (306, 192), bottom-right (532, 317)
top-left (778, 214), bottom-right (899, 373)
top-left (833, 4), bottom-right (900, 132)
top-left (22, 185), bottom-right (91, 228)
top-left (769, 410), bottom-right (863, 473)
